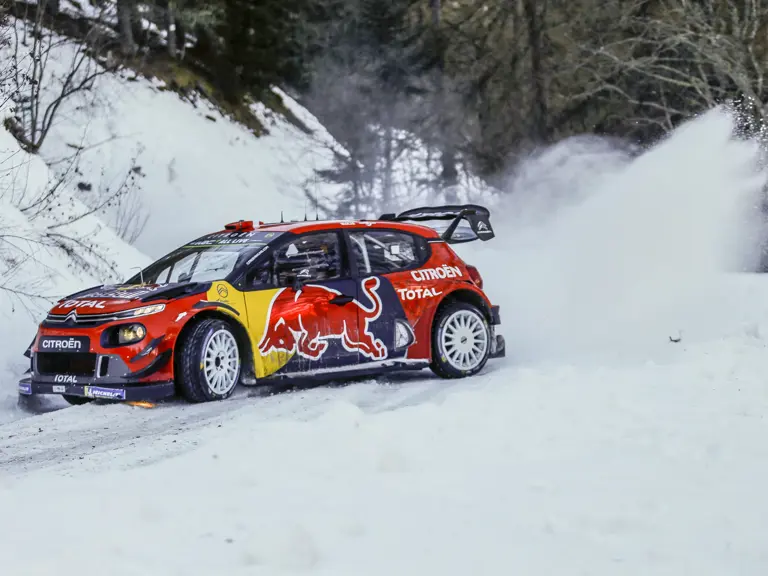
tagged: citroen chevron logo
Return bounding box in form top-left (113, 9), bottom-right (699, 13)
top-left (65, 310), bottom-right (78, 323)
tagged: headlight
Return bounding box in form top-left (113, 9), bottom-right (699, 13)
top-left (116, 304), bottom-right (166, 319)
top-left (117, 323), bottom-right (146, 345)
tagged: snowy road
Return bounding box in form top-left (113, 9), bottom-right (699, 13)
top-left (2, 339), bottom-right (768, 575)
top-left (0, 370), bottom-right (486, 478)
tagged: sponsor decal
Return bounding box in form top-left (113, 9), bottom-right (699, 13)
top-left (39, 336), bottom-right (88, 351)
top-left (397, 286), bottom-right (443, 300)
top-left (188, 231), bottom-right (278, 247)
top-left (411, 265), bottom-right (463, 281)
top-left (340, 220), bottom-right (374, 226)
top-left (52, 385), bottom-right (66, 393)
top-left (53, 374), bottom-right (77, 384)
top-left (18, 382), bottom-right (32, 395)
top-left (258, 276), bottom-right (387, 361)
top-left (246, 245), bottom-right (269, 266)
top-left (476, 221), bottom-right (491, 234)
top-left (59, 299), bottom-right (108, 310)
top-left (217, 284), bottom-right (229, 298)
top-left (84, 386), bottom-right (126, 400)
top-left (68, 285), bottom-right (163, 300)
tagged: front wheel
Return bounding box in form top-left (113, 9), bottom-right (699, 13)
top-left (176, 318), bottom-right (242, 402)
top-left (430, 302), bottom-right (491, 379)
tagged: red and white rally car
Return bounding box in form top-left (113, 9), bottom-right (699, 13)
top-left (18, 204), bottom-right (504, 404)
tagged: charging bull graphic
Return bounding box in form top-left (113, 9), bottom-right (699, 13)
top-left (258, 276), bottom-right (387, 361)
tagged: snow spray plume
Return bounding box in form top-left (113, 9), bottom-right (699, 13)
top-left (458, 107), bottom-right (768, 365)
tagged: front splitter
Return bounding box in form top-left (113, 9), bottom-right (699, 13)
top-left (18, 378), bottom-right (176, 401)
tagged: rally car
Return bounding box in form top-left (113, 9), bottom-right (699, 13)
top-left (17, 204), bottom-right (505, 404)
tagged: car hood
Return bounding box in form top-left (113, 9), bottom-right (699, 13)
top-left (49, 282), bottom-right (209, 315)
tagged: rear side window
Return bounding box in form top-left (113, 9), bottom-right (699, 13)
top-left (349, 230), bottom-right (429, 275)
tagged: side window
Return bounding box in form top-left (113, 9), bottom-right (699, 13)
top-left (244, 252), bottom-right (274, 289)
top-left (246, 232), bottom-right (343, 289)
top-left (350, 230), bottom-right (428, 275)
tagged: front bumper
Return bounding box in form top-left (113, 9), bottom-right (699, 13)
top-left (18, 377), bottom-right (175, 401)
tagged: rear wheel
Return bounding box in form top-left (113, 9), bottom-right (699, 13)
top-left (430, 302), bottom-right (491, 379)
top-left (176, 318), bottom-right (241, 403)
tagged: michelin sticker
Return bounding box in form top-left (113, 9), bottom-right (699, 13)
top-left (84, 386), bottom-right (126, 400)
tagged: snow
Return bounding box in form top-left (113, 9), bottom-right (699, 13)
top-left (458, 108), bottom-right (767, 365)
top-left (3, 18), bottom-right (768, 573)
top-left (1, 106), bottom-right (768, 574)
top-left (3, 337), bottom-right (768, 575)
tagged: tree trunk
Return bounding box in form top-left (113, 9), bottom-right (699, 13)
top-left (44, 0), bottom-right (61, 16)
top-left (175, 16), bottom-right (186, 59)
top-left (117, 0), bottom-right (137, 56)
top-left (430, 0), bottom-right (458, 196)
top-left (523, 0), bottom-right (548, 141)
top-left (166, 0), bottom-right (176, 58)
top-left (382, 120), bottom-right (393, 212)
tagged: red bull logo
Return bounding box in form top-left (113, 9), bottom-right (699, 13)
top-left (258, 276), bottom-right (387, 361)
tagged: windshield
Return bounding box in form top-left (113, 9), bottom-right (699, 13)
top-left (127, 229), bottom-right (282, 285)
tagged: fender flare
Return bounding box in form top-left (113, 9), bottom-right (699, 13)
top-left (424, 285), bottom-right (494, 354)
top-left (171, 306), bottom-right (254, 380)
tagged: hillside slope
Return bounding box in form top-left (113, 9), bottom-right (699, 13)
top-left (1, 21), bottom-right (347, 258)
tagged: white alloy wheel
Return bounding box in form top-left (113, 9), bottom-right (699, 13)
top-left (440, 309), bottom-right (489, 372)
top-left (202, 329), bottom-right (240, 395)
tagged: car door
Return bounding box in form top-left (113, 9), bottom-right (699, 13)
top-left (346, 229), bottom-right (429, 362)
top-left (241, 231), bottom-right (361, 377)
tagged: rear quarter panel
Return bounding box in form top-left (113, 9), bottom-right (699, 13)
top-left (384, 242), bottom-right (491, 360)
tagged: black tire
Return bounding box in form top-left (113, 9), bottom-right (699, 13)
top-left (176, 318), bottom-right (242, 403)
top-left (62, 394), bottom-right (93, 406)
top-left (430, 301), bottom-right (491, 379)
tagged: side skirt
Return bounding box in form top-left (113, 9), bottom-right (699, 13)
top-left (261, 359), bottom-right (429, 384)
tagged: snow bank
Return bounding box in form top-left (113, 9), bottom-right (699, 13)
top-left (0, 124), bottom-right (149, 424)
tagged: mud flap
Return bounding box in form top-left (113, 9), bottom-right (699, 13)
top-left (489, 332), bottom-right (505, 359)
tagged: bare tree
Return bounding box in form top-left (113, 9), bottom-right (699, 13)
top-left (6, 4), bottom-right (120, 153)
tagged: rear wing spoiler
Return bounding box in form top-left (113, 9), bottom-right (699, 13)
top-left (379, 204), bottom-right (495, 244)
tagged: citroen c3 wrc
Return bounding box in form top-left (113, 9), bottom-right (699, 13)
top-left (17, 205), bottom-right (505, 404)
